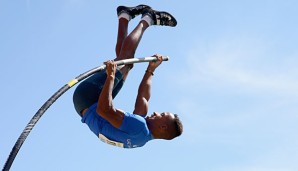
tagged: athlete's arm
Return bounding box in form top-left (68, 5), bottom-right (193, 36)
top-left (97, 60), bottom-right (124, 128)
top-left (133, 55), bottom-right (163, 117)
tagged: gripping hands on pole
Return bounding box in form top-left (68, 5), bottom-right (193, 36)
top-left (68, 56), bottom-right (169, 87)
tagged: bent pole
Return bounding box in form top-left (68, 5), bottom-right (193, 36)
top-left (2, 56), bottom-right (169, 171)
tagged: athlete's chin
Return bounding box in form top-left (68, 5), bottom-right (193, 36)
top-left (145, 116), bottom-right (154, 120)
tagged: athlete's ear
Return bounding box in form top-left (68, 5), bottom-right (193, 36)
top-left (159, 124), bottom-right (168, 132)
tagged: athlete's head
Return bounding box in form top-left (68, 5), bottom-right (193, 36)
top-left (146, 112), bottom-right (183, 140)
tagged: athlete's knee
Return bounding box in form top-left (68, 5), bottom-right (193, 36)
top-left (119, 49), bottom-right (135, 59)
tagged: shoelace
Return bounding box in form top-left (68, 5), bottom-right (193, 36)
top-left (132, 6), bottom-right (149, 18)
top-left (157, 12), bottom-right (173, 26)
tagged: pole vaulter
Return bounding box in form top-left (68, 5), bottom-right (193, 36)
top-left (2, 56), bottom-right (169, 171)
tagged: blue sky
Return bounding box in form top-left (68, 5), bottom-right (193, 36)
top-left (1, 0), bottom-right (298, 171)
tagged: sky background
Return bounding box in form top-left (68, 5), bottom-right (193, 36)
top-left (1, 0), bottom-right (298, 171)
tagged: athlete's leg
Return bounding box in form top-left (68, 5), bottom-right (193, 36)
top-left (116, 20), bottom-right (149, 80)
top-left (115, 6), bottom-right (178, 81)
top-left (114, 5), bottom-right (151, 81)
top-left (112, 5), bottom-right (151, 98)
top-left (111, 19), bottom-right (150, 100)
top-left (115, 18), bottom-right (128, 58)
top-left (115, 4), bottom-right (151, 58)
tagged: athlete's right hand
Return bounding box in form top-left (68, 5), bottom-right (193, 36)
top-left (104, 60), bottom-right (117, 77)
top-left (147, 54), bottom-right (163, 72)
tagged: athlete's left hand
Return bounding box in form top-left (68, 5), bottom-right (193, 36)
top-left (105, 60), bottom-right (117, 77)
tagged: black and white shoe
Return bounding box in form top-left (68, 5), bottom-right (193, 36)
top-left (117, 4), bottom-right (151, 19)
top-left (142, 9), bottom-right (177, 27)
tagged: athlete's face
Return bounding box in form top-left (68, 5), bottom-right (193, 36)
top-left (146, 112), bottom-right (175, 123)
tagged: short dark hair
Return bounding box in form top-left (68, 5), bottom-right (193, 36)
top-left (173, 114), bottom-right (183, 137)
top-left (166, 114), bottom-right (183, 140)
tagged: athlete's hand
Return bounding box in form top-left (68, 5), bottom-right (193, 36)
top-left (104, 60), bottom-right (117, 77)
top-left (147, 54), bottom-right (163, 72)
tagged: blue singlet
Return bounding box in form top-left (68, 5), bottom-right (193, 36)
top-left (81, 103), bottom-right (153, 148)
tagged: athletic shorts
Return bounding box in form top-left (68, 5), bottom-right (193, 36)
top-left (73, 69), bottom-right (124, 116)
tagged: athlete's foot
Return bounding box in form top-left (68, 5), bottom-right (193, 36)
top-left (142, 9), bottom-right (177, 27)
top-left (117, 4), bottom-right (151, 19)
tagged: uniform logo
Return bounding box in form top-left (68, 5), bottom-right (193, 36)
top-left (127, 139), bottom-right (132, 148)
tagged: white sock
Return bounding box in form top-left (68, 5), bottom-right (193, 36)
top-left (118, 13), bottom-right (131, 21)
top-left (141, 15), bottom-right (153, 26)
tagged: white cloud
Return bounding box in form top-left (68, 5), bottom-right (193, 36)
top-left (175, 36), bottom-right (298, 97)
top-left (171, 35), bottom-right (298, 142)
